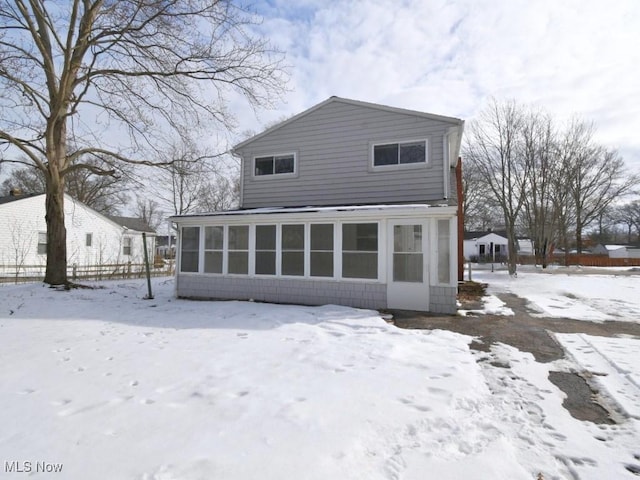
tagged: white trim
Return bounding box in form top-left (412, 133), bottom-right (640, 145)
top-left (251, 152), bottom-right (298, 180)
top-left (443, 135), bottom-right (449, 199)
top-left (368, 138), bottom-right (430, 172)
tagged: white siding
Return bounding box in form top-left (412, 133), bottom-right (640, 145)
top-left (0, 194), bottom-right (154, 271)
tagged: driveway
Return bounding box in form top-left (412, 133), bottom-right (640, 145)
top-left (392, 292), bottom-right (640, 424)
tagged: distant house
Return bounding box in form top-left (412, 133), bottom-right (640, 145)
top-left (0, 192), bottom-right (156, 275)
top-left (592, 244), bottom-right (640, 259)
top-left (463, 231), bottom-right (508, 261)
top-left (171, 96), bottom-right (464, 313)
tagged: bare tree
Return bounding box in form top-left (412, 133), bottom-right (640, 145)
top-left (2, 157), bottom-right (129, 214)
top-left (616, 201), bottom-right (640, 243)
top-left (7, 218), bottom-right (33, 283)
top-left (562, 120), bottom-right (639, 253)
top-left (520, 110), bottom-right (561, 267)
top-left (198, 174), bottom-right (240, 212)
top-left (133, 196), bottom-right (163, 231)
top-left (463, 99), bottom-right (528, 275)
top-left (0, 1), bottom-right (286, 285)
top-left (461, 160), bottom-right (502, 231)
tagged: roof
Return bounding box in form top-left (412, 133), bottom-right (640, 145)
top-left (106, 215), bottom-right (156, 233)
top-left (171, 203), bottom-right (454, 221)
top-left (0, 192), bottom-right (43, 205)
top-left (463, 230), bottom-right (508, 240)
top-left (232, 96), bottom-right (464, 152)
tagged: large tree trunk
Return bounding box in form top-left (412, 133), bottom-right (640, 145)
top-left (43, 119), bottom-right (68, 286)
top-left (44, 180), bottom-right (67, 285)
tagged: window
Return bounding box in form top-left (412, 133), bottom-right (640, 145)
top-left (204, 226), bottom-right (223, 273)
top-left (438, 220), bottom-right (450, 284)
top-left (282, 224), bottom-right (304, 276)
top-left (393, 225), bottom-right (423, 282)
top-left (180, 227), bottom-right (199, 272)
top-left (228, 225), bottom-right (249, 274)
top-left (373, 140), bottom-right (426, 167)
top-left (255, 225), bottom-right (276, 275)
top-left (310, 224), bottom-right (333, 277)
top-left (37, 232), bottom-right (47, 255)
top-left (86, 233), bottom-right (93, 247)
top-left (254, 154), bottom-right (295, 176)
top-left (342, 223), bottom-right (378, 279)
top-left (123, 237), bottom-right (132, 256)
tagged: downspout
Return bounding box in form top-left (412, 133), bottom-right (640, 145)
top-left (456, 157), bottom-right (464, 282)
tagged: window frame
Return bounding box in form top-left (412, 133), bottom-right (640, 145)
top-left (203, 226), bottom-right (224, 274)
top-left (252, 152), bottom-right (297, 179)
top-left (254, 224), bottom-right (277, 276)
top-left (281, 223), bottom-right (305, 277)
top-left (37, 231), bottom-right (47, 255)
top-left (180, 227), bottom-right (200, 273)
top-left (370, 139), bottom-right (429, 171)
top-left (86, 233), bottom-right (93, 247)
top-left (122, 236), bottom-right (132, 256)
top-left (227, 224), bottom-right (250, 275)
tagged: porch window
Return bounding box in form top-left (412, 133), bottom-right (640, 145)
top-left (282, 224), bottom-right (304, 276)
top-left (342, 223), bottom-right (378, 279)
top-left (37, 232), bottom-right (47, 255)
top-left (255, 225), bottom-right (276, 275)
top-left (373, 140), bottom-right (427, 167)
top-left (254, 154), bottom-right (295, 176)
top-left (180, 227), bottom-right (200, 272)
top-left (437, 220), bottom-right (450, 284)
top-left (228, 225), bottom-right (249, 274)
top-left (204, 226), bottom-right (223, 273)
top-left (310, 224), bottom-right (334, 277)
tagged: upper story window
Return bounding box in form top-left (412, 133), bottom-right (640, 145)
top-left (373, 140), bottom-right (427, 168)
top-left (254, 154), bottom-right (295, 177)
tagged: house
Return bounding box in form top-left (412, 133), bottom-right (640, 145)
top-left (171, 97), bottom-right (464, 313)
top-left (592, 244), bottom-right (640, 259)
top-left (0, 191), bottom-right (156, 276)
top-left (463, 231), bottom-right (508, 262)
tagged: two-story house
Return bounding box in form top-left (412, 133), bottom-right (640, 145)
top-left (171, 97), bottom-right (464, 313)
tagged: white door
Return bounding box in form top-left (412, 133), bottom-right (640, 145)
top-left (387, 220), bottom-right (429, 310)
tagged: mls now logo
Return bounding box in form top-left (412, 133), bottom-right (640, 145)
top-left (5, 461), bottom-right (63, 473)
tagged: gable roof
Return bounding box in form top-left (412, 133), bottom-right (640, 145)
top-left (0, 192), bottom-right (43, 205)
top-left (463, 230), bottom-right (508, 240)
top-left (107, 215), bottom-right (156, 234)
top-left (232, 96), bottom-right (464, 152)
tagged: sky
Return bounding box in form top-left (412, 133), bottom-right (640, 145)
top-left (230, 0), bottom-right (640, 173)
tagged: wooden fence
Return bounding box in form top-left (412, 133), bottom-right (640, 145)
top-left (517, 254), bottom-right (640, 268)
top-left (0, 260), bottom-right (174, 284)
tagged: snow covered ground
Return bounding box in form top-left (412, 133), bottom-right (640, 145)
top-left (1, 276), bottom-right (639, 479)
top-left (473, 266), bottom-right (640, 323)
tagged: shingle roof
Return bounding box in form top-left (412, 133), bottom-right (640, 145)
top-left (0, 192), bottom-right (43, 205)
top-left (107, 215), bottom-right (156, 233)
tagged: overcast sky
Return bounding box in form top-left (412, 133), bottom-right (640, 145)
top-left (231, 0), bottom-right (640, 173)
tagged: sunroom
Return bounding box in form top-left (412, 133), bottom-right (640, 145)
top-left (171, 204), bottom-right (457, 313)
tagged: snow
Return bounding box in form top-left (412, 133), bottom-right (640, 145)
top-left (1, 277), bottom-right (639, 479)
top-left (473, 267), bottom-right (640, 323)
top-left (459, 294), bottom-right (515, 317)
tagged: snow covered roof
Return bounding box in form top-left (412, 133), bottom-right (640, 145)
top-left (171, 203), bottom-right (453, 221)
top-left (107, 215), bottom-right (156, 234)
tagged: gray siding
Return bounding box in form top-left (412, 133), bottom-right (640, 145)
top-left (177, 275), bottom-right (387, 310)
top-left (237, 100), bottom-right (460, 208)
top-left (429, 286), bottom-right (457, 314)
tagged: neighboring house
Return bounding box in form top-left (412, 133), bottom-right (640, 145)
top-left (155, 235), bottom-right (177, 258)
top-left (463, 231), bottom-right (508, 261)
top-left (171, 96), bottom-right (464, 313)
top-left (592, 244), bottom-right (640, 259)
top-left (0, 192), bottom-right (156, 275)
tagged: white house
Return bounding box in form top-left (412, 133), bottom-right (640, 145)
top-left (592, 244), bottom-right (640, 259)
top-left (171, 97), bottom-right (464, 313)
top-left (463, 231), bottom-right (509, 261)
top-left (0, 192), bottom-right (156, 276)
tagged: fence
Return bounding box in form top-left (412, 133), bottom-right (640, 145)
top-left (517, 254), bottom-right (640, 268)
top-left (0, 260), bottom-right (174, 284)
